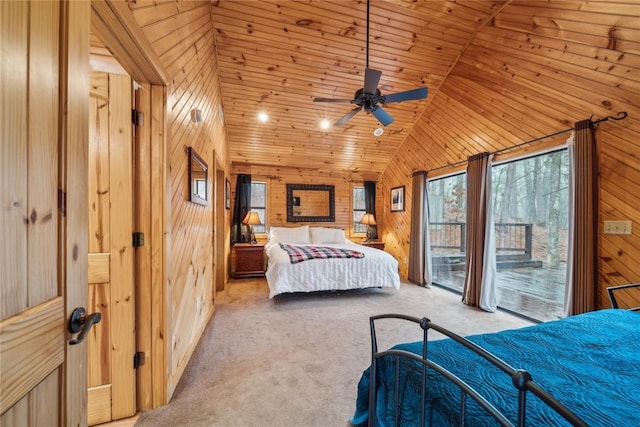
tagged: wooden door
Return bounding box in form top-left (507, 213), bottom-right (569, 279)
top-left (1, 1), bottom-right (88, 425)
top-left (86, 71), bottom-right (136, 425)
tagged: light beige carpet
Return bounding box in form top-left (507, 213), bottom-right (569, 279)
top-left (135, 279), bottom-right (532, 427)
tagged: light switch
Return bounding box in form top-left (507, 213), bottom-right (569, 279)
top-left (603, 220), bottom-right (633, 235)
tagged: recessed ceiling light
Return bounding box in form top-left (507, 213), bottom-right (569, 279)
top-left (320, 119), bottom-right (331, 130)
top-left (257, 112), bottom-right (269, 123)
top-left (374, 128), bottom-right (383, 136)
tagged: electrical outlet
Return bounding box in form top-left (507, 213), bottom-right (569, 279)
top-left (603, 220), bottom-right (632, 235)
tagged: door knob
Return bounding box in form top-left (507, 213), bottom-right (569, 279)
top-left (68, 307), bottom-right (102, 345)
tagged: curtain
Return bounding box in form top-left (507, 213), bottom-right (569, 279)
top-left (408, 171), bottom-right (432, 287)
top-left (364, 181), bottom-right (378, 240)
top-left (231, 174), bottom-right (252, 245)
top-left (564, 120), bottom-right (598, 316)
top-left (462, 153), bottom-right (497, 312)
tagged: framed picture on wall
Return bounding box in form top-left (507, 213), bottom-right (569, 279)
top-left (225, 178), bottom-right (231, 209)
top-left (188, 147), bottom-right (208, 206)
top-left (390, 185), bottom-right (405, 212)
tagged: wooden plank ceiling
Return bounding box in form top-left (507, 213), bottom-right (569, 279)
top-left (209, 0), bottom-right (507, 173)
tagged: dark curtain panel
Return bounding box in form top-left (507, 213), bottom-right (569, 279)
top-left (565, 120), bottom-right (598, 315)
top-left (462, 152), bottom-right (497, 311)
top-left (231, 174), bottom-right (252, 245)
top-left (408, 171), bottom-right (432, 287)
top-left (364, 181), bottom-right (378, 240)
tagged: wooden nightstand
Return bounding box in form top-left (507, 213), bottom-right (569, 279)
top-left (362, 241), bottom-right (385, 251)
top-left (234, 243), bottom-right (266, 278)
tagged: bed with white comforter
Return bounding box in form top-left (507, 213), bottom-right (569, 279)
top-left (264, 226), bottom-right (401, 298)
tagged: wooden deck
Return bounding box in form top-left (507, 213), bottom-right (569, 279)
top-left (432, 263), bottom-right (567, 322)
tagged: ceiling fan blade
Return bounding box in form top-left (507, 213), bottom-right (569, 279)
top-left (382, 87), bottom-right (428, 103)
top-left (363, 68), bottom-right (382, 94)
top-left (370, 106), bottom-right (394, 126)
top-left (313, 97), bottom-right (354, 103)
top-left (334, 107), bottom-right (362, 126)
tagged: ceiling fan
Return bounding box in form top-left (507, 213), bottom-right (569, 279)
top-left (313, 0), bottom-right (428, 127)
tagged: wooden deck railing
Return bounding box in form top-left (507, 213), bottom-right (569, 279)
top-left (430, 222), bottom-right (539, 269)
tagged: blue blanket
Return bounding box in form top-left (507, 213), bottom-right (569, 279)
top-left (351, 309), bottom-right (640, 426)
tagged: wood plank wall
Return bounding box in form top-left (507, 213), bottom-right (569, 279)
top-left (128, 0), bottom-right (230, 398)
top-left (230, 164), bottom-right (382, 242)
top-left (381, 2), bottom-right (640, 309)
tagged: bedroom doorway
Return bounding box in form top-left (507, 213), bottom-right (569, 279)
top-left (91, 0), bottom-right (170, 415)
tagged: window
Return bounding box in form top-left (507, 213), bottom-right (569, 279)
top-left (426, 149), bottom-right (569, 322)
top-left (250, 181), bottom-right (266, 234)
top-left (491, 149), bottom-right (569, 321)
top-left (428, 173), bottom-right (467, 292)
top-left (352, 185), bottom-right (366, 234)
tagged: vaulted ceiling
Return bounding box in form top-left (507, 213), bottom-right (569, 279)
top-left (210, 0), bottom-right (501, 173)
top-left (94, 0), bottom-right (639, 310)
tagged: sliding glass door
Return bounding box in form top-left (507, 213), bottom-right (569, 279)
top-left (427, 149), bottom-right (569, 322)
top-left (491, 150), bottom-right (569, 321)
top-left (428, 173), bottom-right (467, 292)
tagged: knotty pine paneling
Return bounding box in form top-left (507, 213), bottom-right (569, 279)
top-left (382, 1), bottom-right (640, 309)
top-left (209, 0), bottom-right (504, 172)
top-left (77, 0), bottom-right (640, 406)
top-left (130, 1), bottom-right (231, 399)
top-left (231, 164), bottom-right (382, 242)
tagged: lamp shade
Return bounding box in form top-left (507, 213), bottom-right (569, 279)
top-left (359, 213), bottom-right (376, 226)
top-left (242, 211), bottom-right (262, 225)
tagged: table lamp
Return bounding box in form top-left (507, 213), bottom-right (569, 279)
top-left (359, 213), bottom-right (376, 242)
top-left (242, 211), bottom-right (262, 244)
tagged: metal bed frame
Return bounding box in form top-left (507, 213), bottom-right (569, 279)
top-left (607, 283), bottom-right (640, 311)
top-left (367, 314), bottom-right (588, 427)
top-left (364, 284), bottom-right (640, 426)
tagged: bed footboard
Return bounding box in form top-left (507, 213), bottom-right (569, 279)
top-left (366, 314), bottom-right (587, 427)
top-left (607, 283), bottom-right (640, 311)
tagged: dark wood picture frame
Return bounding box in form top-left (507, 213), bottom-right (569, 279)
top-left (225, 178), bottom-right (231, 209)
top-left (390, 185), bottom-right (405, 212)
top-left (286, 183), bottom-right (335, 222)
top-left (188, 147), bottom-right (208, 206)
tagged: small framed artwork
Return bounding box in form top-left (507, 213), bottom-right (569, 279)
top-left (225, 178), bottom-right (231, 209)
top-left (390, 185), bottom-right (405, 212)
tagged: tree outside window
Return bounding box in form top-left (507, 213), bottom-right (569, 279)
top-left (353, 186), bottom-right (366, 234)
top-left (427, 149), bottom-right (569, 322)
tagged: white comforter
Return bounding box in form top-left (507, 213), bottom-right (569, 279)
top-left (264, 240), bottom-right (400, 298)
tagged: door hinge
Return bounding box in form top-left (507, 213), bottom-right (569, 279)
top-left (134, 351), bottom-right (145, 369)
top-left (132, 109), bottom-right (144, 127)
top-left (133, 232), bottom-right (145, 247)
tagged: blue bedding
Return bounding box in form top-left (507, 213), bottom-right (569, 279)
top-left (350, 309), bottom-right (640, 426)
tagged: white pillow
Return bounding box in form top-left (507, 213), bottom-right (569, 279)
top-left (269, 226), bottom-right (310, 244)
top-left (310, 227), bottom-right (346, 244)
